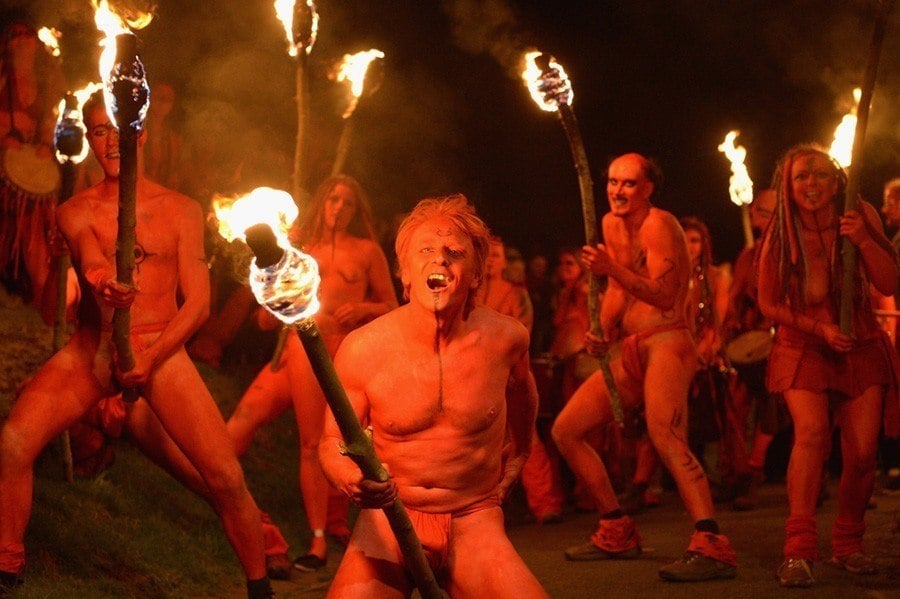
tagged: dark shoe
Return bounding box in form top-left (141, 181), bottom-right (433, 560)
top-left (565, 541), bottom-right (641, 561)
top-left (292, 553), bottom-right (327, 572)
top-left (246, 577), bottom-right (275, 599)
top-left (829, 552), bottom-right (877, 575)
top-left (659, 552), bottom-right (737, 581)
top-left (778, 558), bottom-right (814, 587)
top-left (266, 553), bottom-right (292, 580)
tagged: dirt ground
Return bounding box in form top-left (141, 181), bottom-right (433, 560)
top-left (260, 480), bottom-right (899, 598)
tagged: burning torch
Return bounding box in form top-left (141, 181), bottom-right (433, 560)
top-left (274, 0), bottom-right (318, 203)
top-left (215, 189), bottom-right (442, 599)
top-left (717, 131), bottom-right (755, 249)
top-left (331, 49), bottom-right (385, 176)
top-left (51, 79), bottom-right (101, 483)
top-left (836, 0), bottom-right (894, 335)
top-left (94, 0), bottom-right (153, 402)
top-left (522, 51), bottom-right (624, 426)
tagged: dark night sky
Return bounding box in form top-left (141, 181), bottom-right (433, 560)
top-left (11, 0), bottom-right (900, 265)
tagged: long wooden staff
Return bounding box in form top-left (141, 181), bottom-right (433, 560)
top-left (534, 54), bottom-right (625, 425)
top-left (109, 33), bottom-right (149, 402)
top-left (244, 225), bottom-right (442, 599)
top-left (839, 0), bottom-right (895, 334)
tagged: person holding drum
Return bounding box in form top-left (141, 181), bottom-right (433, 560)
top-left (0, 17), bottom-right (66, 304)
top-left (757, 145), bottom-right (897, 587)
top-left (724, 188), bottom-right (781, 510)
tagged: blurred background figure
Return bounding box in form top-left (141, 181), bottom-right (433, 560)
top-left (143, 81), bottom-right (185, 192)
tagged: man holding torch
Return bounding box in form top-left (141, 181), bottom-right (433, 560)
top-left (319, 195), bottom-right (547, 597)
top-left (552, 153), bottom-right (738, 581)
top-left (0, 92), bottom-right (272, 599)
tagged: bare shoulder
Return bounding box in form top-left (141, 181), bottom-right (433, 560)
top-left (141, 180), bottom-right (202, 219)
top-left (858, 200), bottom-right (885, 231)
top-left (355, 236), bottom-right (388, 261)
top-left (645, 208), bottom-right (681, 233)
top-left (470, 306), bottom-right (529, 352)
top-left (58, 184), bottom-right (105, 228)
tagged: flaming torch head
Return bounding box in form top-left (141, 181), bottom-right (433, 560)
top-left (335, 49), bottom-right (385, 118)
top-left (717, 130), bottom-right (754, 207)
top-left (828, 87), bottom-right (861, 169)
top-left (274, 0), bottom-right (318, 57)
top-left (107, 33), bottom-right (150, 132)
top-left (522, 51), bottom-right (573, 112)
top-left (213, 187), bottom-right (319, 324)
top-left (54, 82), bottom-right (104, 165)
top-left (37, 27), bottom-right (61, 57)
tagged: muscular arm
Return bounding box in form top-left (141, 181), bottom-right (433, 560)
top-left (851, 203), bottom-right (897, 297)
top-left (497, 326), bottom-right (538, 498)
top-left (598, 214), bottom-right (684, 312)
top-left (319, 332), bottom-right (372, 495)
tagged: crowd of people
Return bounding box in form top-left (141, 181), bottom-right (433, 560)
top-left (0, 13), bottom-right (898, 599)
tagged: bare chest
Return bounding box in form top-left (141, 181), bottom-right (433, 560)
top-left (366, 340), bottom-right (507, 437)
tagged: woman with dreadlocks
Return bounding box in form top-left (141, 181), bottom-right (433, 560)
top-left (757, 145), bottom-right (898, 587)
top-left (226, 175), bottom-right (398, 576)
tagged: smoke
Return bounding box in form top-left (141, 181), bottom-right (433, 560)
top-left (441, 0), bottom-right (530, 77)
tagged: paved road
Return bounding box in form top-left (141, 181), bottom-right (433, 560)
top-left (268, 481), bottom-right (899, 598)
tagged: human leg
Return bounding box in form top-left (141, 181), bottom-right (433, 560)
top-left (226, 364), bottom-right (292, 457)
top-left (519, 428), bottom-right (564, 522)
top-left (445, 506), bottom-right (547, 599)
top-left (0, 344), bottom-right (104, 575)
top-left (829, 386), bottom-right (882, 572)
top-left (326, 509), bottom-right (411, 599)
top-left (144, 351), bottom-right (266, 580)
top-left (286, 335), bottom-right (331, 565)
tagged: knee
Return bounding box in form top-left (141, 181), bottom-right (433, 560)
top-left (0, 422), bottom-right (34, 469)
top-left (792, 422), bottom-right (830, 453)
top-left (551, 418), bottom-right (575, 451)
top-left (201, 459), bottom-right (248, 500)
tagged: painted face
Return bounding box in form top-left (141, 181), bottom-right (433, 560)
top-left (790, 153), bottom-right (839, 213)
top-left (85, 105), bottom-right (121, 178)
top-left (882, 186), bottom-right (900, 229)
top-left (402, 216), bottom-right (478, 312)
top-left (484, 240), bottom-right (506, 279)
top-left (606, 154), bottom-right (654, 217)
top-left (557, 252), bottom-right (582, 284)
top-left (684, 229), bottom-right (703, 263)
top-left (323, 183), bottom-right (358, 232)
top-left (750, 189), bottom-right (776, 232)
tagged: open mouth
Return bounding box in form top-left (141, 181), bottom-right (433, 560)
top-left (426, 273), bottom-right (449, 290)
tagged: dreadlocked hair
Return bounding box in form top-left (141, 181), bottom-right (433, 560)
top-left (767, 143), bottom-right (848, 307)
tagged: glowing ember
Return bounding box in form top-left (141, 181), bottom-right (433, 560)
top-left (91, 0), bottom-right (153, 127)
top-left (335, 49), bottom-right (385, 118)
top-left (521, 50), bottom-right (573, 113)
top-left (54, 81), bottom-right (104, 165)
top-left (213, 187), bottom-right (299, 249)
top-left (274, 0), bottom-right (318, 57)
top-left (717, 130), bottom-right (754, 207)
top-left (829, 88), bottom-right (861, 168)
top-left (37, 27), bottom-right (61, 57)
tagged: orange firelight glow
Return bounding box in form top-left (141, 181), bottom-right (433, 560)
top-left (717, 131), bottom-right (754, 207)
top-left (335, 49), bottom-right (385, 118)
top-left (37, 27), bottom-right (61, 57)
top-left (213, 187), bottom-right (299, 249)
top-left (521, 50), bottom-right (573, 113)
top-left (55, 81), bottom-right (104, 165)
top-left (828, 88), bottom-right (861, 168)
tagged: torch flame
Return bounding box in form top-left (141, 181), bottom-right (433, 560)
top-left (828, 87), bottom-right (861, 168)
top-left (54, 81), bottom-right (104, 165)
top-left (91, 0), bottom-right (153, 126)
top-left (37, 27), bottom-right (61, 57)
top-left (522, 50), bottom-right (573, 113)
top-left (717, 130), bottom-right (754, 207)
top-left (274, 0), bottom-right (318, 57)
top-left (335, 49), bottom-right (385, 118)
top-left (213, 187), bottom-right (300, 249)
